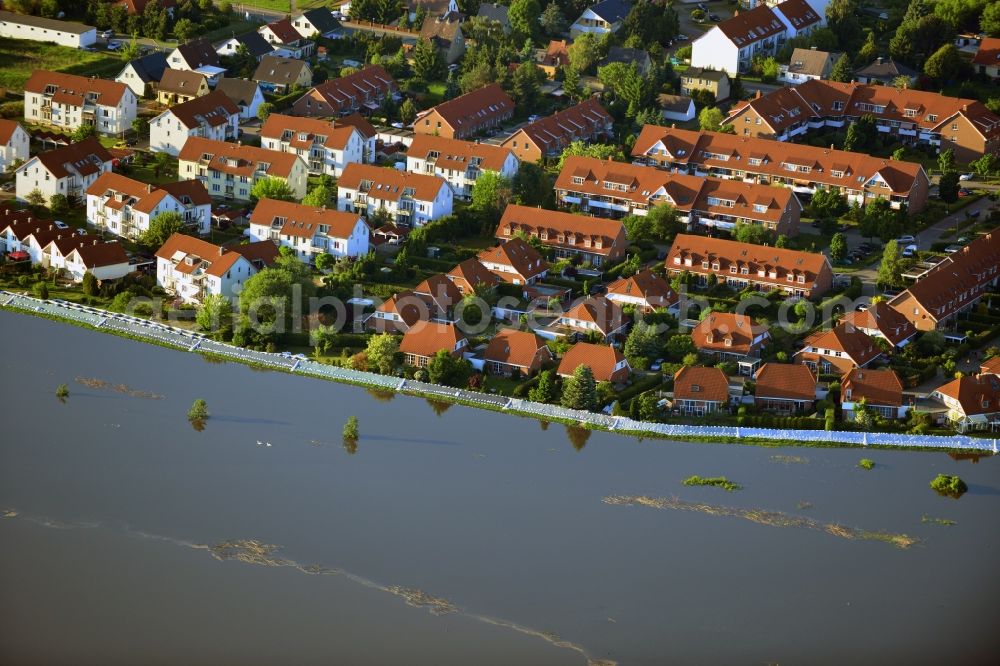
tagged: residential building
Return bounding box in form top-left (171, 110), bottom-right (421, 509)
top-left (338, 113), bottom-right (378, 162)
top-left (570, 0), bottom-right (631, 38)
top-left (167, 39), bottom-right (223, 72)
top-left (887, 229), bottom-right (1000, 332)
top-left (406, 134), bottom-right (519, 199)
top-left (552, 296), bottom-right (630, 341)
top-left (477, 4), bottom-right (510, 32)
top-left (337, 163), bottom-right (452, 226)
top-left (177, 137), bottom-right (309, 202)
top-left (631, 126), bottom-right (930, 212)
top-left (679, 67), bottom-right (731, 102)
top-left (247, 198), bottom-right (370, 261)
top-left (557, 341), bottom-right (630, 383)
top-left (500, 98), bottom-right (613, 163)
top-left (56, 238), bottom-right (131, 282)
top-left (691, 312), bottom-right (770, 368)
top-left (155, 233), bottom-right (279, 304)
top-left (667, 234), bottom-right (833, 298)
top-left (658, 94), bottom-right (696, 123)
top-left (420, 11), bottom-right (465, 64)
top-left (0, 119), bottom-right (29, 173)
top-left (115, 51), bottom-right (169, 97)
top-left (841, 368), bottom-right (907, 421)
top-left (484, 329), bottom-right (552, 377)
top-left (497, 204), bottom-right (626, 266)
top-left (672, 366), bottom-right (731, 415)
top-left (973, 38), bottom-right (1000, 80)
top-left (216, 78), bottom-right (265, 120)
top-left (840, 302), bottom-right (917, 347)
top-left (853, 57), bottom-right (917, 86)
top-left (258, 18), bottom-right (315, 59)
top-left (16, 138), bottom-right (113, 205)
top-left (261, 113), bottom-right (366, 177)
top-left (982, 358), bottom-right (1000, 376)
top-left (149, 90), bottom-right (240, 156)
top-left (292, 65), bottom-right (397, 117)
top-left (214, 31), bottom-right (275, 62)
top-left (555, 157), bottom-right (802, 234)
top-left (0, 10), bottom-right (96, 48)
top-left (157, 69), bottom-right (210, 106)
top-left (691, 3), bottom-right (800, 75)
top-left (754, 362), bottom-right (817, 414)
top-left (291, 8), bottom-right (342, 38)
top-left (536, 40), bottom-right (569, 79)
top-left (400, 321), bottom-right (468, 367)
top-left (40, 232), bottom-right (112, 276)
top-left (605, 269), bottom-right (678, 314)
top-left (724, 79), bottom-right (1000, 162)
top-left (86, 172), bottom-right (212, 239)
top-left (414, 84), bottom-right (514, 140)
top-left (795, 322), bottom-right (881, 374)
top-left (477, 237), bottom-right (548, 285)
top-left (253, 55), bottom-right (313, 95)
top-left (17, 223), bottom-right (88, 265)
top-left (406, 0), bottom-right (459, 22)
top-left (446, 258), bottom-right (500, 295)
top-left (599, 47), bottom-right (652, 75)
top-left (24, 71), bottom-right (137, 137)
top-left (779, 47), bottom-right (839, 84)
top-left (929, 374), bottom-right (1000, 433)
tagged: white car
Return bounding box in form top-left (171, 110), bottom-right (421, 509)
top-left (902, 244), bottom-right (918, 257)
top-left (107, 41), bottom-right (122, 51)
top-left (54, 220), bottom-right (69, 229)
top-left (896, 235), bottom-right (916, 244)
top-left (959, 173), bottom-right (974, 181)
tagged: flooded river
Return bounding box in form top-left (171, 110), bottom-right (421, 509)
top-left (1, 310), bottom-right (998, 664)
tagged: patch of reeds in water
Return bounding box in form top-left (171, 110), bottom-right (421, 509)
top-left (75, 376), bottom-right (163, 399)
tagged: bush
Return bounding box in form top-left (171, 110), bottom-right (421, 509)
top-left (859, 458), bottom-right (875, 470)
top-left (682, 475), bottom-right (741, 491)
top-left (930, 474), bottom-right (967, 497)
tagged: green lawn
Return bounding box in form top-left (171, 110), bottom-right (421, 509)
top-left (238, 0), bottom-right (292, 12)
top-left (198, 20), bottom-right (262, 44)
top-left (0, 38), bottom-right (124, 90)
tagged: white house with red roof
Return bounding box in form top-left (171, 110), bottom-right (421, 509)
top-left (248, 198), bottom-right (369, 261)
top-left (149, 90), bottom-right (240, 157)
top-left (604, 268), bottom-right (678, 314)
top-left (337, 163), bottom-right (452, 226)
top-left (261, 114), bottom-right (367, 177)
top-left (406, 135), bottom-right (519, 199)
top-left (24, 70), bottom-right (137, 136)
top-left (15, 138), bottom-right (114, 205)
top-left (155, 233), bottom-right (279, 304)
top-left (0, 119), bottom-right (29, 173)
top-left (476, 237), bottom-right (548, 285)
top-left (557, 341), bottom-right (630, 383)
top-left (929, 373), bottom-right (1000, 433)
top-left (86, 172), bottom-right (212, 239)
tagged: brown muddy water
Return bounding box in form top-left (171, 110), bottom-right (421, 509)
top-left (1, 310), bottom-right (999, 665)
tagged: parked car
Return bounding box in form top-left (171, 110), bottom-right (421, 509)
top-left (944, 245), bottom-right (962, 254)
top-left (901, 244), bottom-right (918, 257)
top-left (1, 181), bottom-right (14, 191)
top-left (54, 220), bottom-right (69, 229)
top-left (107, 41), bottom-right (121, 51)
top-left (958, 188), bottom-right (972, 197)
top-left (957, 235), bottom-right (971, 243)
top-left (675, 33), bottom-right (688, 41)
top-left (697, 3), bottom-right (707, 10)
top-left (100, 30), bottom-right (113, 39)
top-left (959, 173), bottom-right (974, 181)
top-left (709, 13), bottom-right (721, 21)
top-left (650, 359), bottom-right (664, 372)
top-left (896, 235), bottom-right (916, 244)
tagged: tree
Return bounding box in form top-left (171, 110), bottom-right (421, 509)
top-left (257, 102), bottom-right (274, 122)
top-left (34, 280), bottom-right (49, 300)
top-left (366, 333), bottom-right (400, 375)
top-left (49, 193), bottom-right (70, 216)
top-left (622, 1), bottom-right (678, 48)
top-left (427, 349), bottom-right (472, 387)
top-left (412, 38), bottom-right (444, 81)
top-left (698, 106), bottom-right (725, 132)
top-left (25, 188), bottom-right (46, 209)
top-left (239, 250), bottom-right (316, 331)
top-left (188, 399), bottom-right (209, 423)
top-left (984, 1), bottom-right (1000, 36)
top-left (120, 32), bottom-right (140, 62)
top-left (597, 61), bottom-right (648, 118)
top-left (512, 162), bottom-right (555, 207)
top-left (82, 272), bottom-right (98, 297)
top-left (196, 293), bottom-right (233, 333)
top-left (509, 0), bottom-right (541, 42)
top-left (623, 321), bottom-right (660, 370)
top-left (141, 211), bottom-right (185, 247)
top-left (843, 114), bottom-right (876, 152)
top-left (568, 32), bottom-right (600, 73)
top-left (829, 53), bottom-right (853, 82)
top-left (971, 153), bottom-right (999, 179)
top-left (152, 150), bottom-right (174, 178)
top-left (556, 140), bottom-right (624, 170)
top-left (561, 64), bottom-right (582, 102)
top-left (399, 98), bottom-right (417, 125)
top-left (809, 187), bottom-right (848, 220)
top-left (733, 222), bottom-right (770, 245)
top-left (540, 1), bottom-right (567, 36)
top-left (250, 177), bottom-right (295, 203)
top-left (877, 240), bottom-right (904, 289)
top-left (938, 170), bottom-right (960, 203)
top-left (892, 147), bottom-right (906, 161)
top-left (560, 364), bottom-right (597, 411)
top-left (510, 62), bottom-right (545, 114)
top-left (72, 124), bottom-right (97, 142)
top-left (924, 43), bottom-right (962, 82)
top-left (174, 17), bottom-right (196, 42)
top-left (343, 415), bottom-right (360, 442)
top-left (302, 182), bottom-right (333, 207)
top-left (759, 56), bottom-right (780, 83)
top-left (830, 232), bottom-right (847, 261)
top-left (826, 0), bottom-right (860, 45)
top-left (666, 333), bottom-right (696, 360)
top-left (471, 170), bottom-right (512, 228)
top-left (529, 369), bottom-right (558, 403)
top-left (858, 31), bottom-right (878, 63)
top-left (938, 148), bottom-right (956, 175)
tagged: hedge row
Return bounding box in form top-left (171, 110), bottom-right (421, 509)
top-left (738, 415), bottom-right (826, 429)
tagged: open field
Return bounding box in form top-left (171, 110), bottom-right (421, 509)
top-left (0, 38), bottom-right (124, 90)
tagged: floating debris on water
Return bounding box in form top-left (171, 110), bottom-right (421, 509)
top-left (921, 515), bottom-right (957, 526)
top-left (603, 495), bottom-right (918, 550)
top-left (208, 539), bottom-right (292, 567)
top-left (2, 509), bottom-right (18, 518)
top-left (770, 455), bottom-right (809, 465)
top-left (75, 376), bottom-right (163, 399)
top-left (387, 586), bottom-right (458, 616)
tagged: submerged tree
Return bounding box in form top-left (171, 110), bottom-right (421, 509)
top-left (342, 415), bottom-right (360, 454)
top-left (188, 398), bottom-right (209, 431)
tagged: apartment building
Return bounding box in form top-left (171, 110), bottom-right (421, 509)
top-left (24, 71), bottom-right (137, 136)
top-left (496, 204), bottom-right (626, 267)
top-left (500, 98), bottom-right (613, 163)
top-left (261, 113), bottom-right (366, 177)
top-left (15, 138), bottom-right (113, 205)
top-left (0, 119), bottom-right (29, 173)
top-left (337, 163), bottom-right (452, 227)
top-left (155, 233), bottom-right (279, 304)
top-left (477, 237), bottom-right (549, 285)
top-left (177, 137), bottom-right (308, 202)
top-left (406, 134), bottom-right (519, 199)
top-left (86, 172), bottom-right (212, 240)
top-left (291, 65), bottom-right (397, 117)
top-left (631, 125), bottom-right (930, 212)
top-left (149, 90), bottom-right (240, 156)
top-left (247, 198), bottom-right (370, 262)
top-left (413, 84), bottom-right (514, 140)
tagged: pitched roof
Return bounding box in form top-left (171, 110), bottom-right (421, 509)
top-left (338, 113), bottom-right (377, 138)
top-left (25, 70), bottom-right (129, 107)
top-left (159, 179), bottom-right (212, 206)
top-left (262, 18), bottom-right (303, 44)
top-left (43, 232), bottom-right (105, 257)
top-left (477, 237), bottom-right (548, 281)
top-left (692, 312), bottom-right (768, 355)
top-left (555, 156), bottom-right (703, 208)
top-left (120, 0), bottom-right (176, 13)
top-left (800, 323), bottom-right (881, 367)
top-left (251, 198), bottom-right (363, 240)
top-left (0, 119), bottom-right (24, 145)
top-left (218, 31), bottom-right (274, 59)
top-left (658, 94), bottom-right (694, 114)
top-left (0, 9), bottom-right (94, 33)
top-left (477, 3), bottom-right (509, 24)
top-left (420, 12), bottom-right (463, 44)
top-left (498, 204), bottom-right (625, 257)
top-left (33, 138), bottom-right (113, 180)
top-left (972, 37), bottom-right (1000, 67)
top-left (399, 321), bottom-right (465, 358)
top-left (155, 233), bottom-right (276, 278)
top-left (774, 0), bottom-right (821, 31)
top-left (69, 239), bottom-right (129, 268)
top-left (557, 341), bottom-right (629, 383)
top-left (158, 68), bottom-right (208, 95)
top-left (484, 329), bottom-right (550, 369)
top-left (420, 84), bottom-right (513, 132)
top-left (446, 258), bottom-right (500, 291)
top-left (302, 65), bottom-right (397, 111)
top-left (173, 39), bottom-right (220, 69)
top-left (842, 368), bottom-right (903, 407)
top-left (253, 55), bottom-right (310, 85)
top-left (983, 357), bottom-right (1000, 376)
top-left (933, 374), bottom-right (1000, 416)
top-left (407, 134), bottom-right (514, 172)
top-left (261, 113), bottom-right (359, 151)
top-left (163, 90), bottom-right (238, 129)
top-left (300, 7), bottom-right (341, 34)
top-left (605, 268), bottom-right (677, 309)
top-left (667, 234), bottom-right (831, 289)
top-left (338, 163), bottom-right (448, 202)
top-left (784, 47), bottom-right (836, 77)
top-left (682, 67), bottom-right (729, 83)
top-left (504, 98), bottom-right (612, 154)
top-left (755, 363), bottom-right (816, 401)
top-left (561, 296), bottom-right (628, 336)
top-left (585, 0), bottom-right (631, 24)
top-left (178, 137), bottom-right (302, 179)
top-left (855, 56), bottom-right (917, 79)
top-left (123, 51), bottom-right (168, 84)
top-left (538, 39), bottom-right (569, 68)
top-left (715, 4), bottom-right (785, 46)
top-left (840, 301), bottom-right (916, 346)
top-left (673, 366), bottom-right (730, 403)
top-left (216, 78), bottom-right (261, 107)
top-left (86, 171), bottom-right (172, 214)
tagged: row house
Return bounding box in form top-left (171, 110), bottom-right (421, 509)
top-left (794, 322), bottom-right (882, 375)
top-left (840, 302), bottom-right (916, 348)
top-left (24, 71), bottom-right (137, 136)
top-left (150, 90), bottom-right (240, 157)
top-left (155, 233), bottom-right (278, 304)
top-left (555, 157), bottom-right (801, 235)
top-left (724, 79), bottom-right (1000, 162)
top-left (476, 237), bottom-right (548, 286)
top-left (605, 268), bottom-right (679, 314)
top-left (550, 296), bottom-right (630, 341)
top-left (292, 65), bottom-right (397, 117)
top-left (399, 321), bottom-right (468, 368)
top-left (247, 198), bottom-right (370, 262)
top-left (178, 137), bottom-right (309, 202)
top-left (754, 362), bottom-right (817, 415)
top-left (631, 125), bottom-right (930, 213)
top-left (44, 235), bottom-right (130, 282)
top-left (672, 366), bottom-right (732, 416)
top-left (887, 229), bottom-right (1000, 332)
top-left (483, 329), bottom-right (552, 377)
top-left (3, 219), bottom-right (84, 264)
top-left (337, 163), bottom-right (452, 227)
top-left (500, 98), bottom-right (613, 163)
top-left (557, 341), bottom-right (630, 384)
top-left (406, 135), bottom-right (519, 199)
top-left (667, 233), bottom-right (833, 299)
top-left (0, 119), bottom-right (29, 173)
top-left (497, 204), bottom-right (626, 267)
top-left (258, 18), bottom-right (315, 60)
top-left (15, 138), bottom-right (113, 205)
top-left (691, 312), bottom-right (770, 374)
top-left (261, 113), bottom-right (367, 177)
top-left (156, 69), bottom-right (210, 106)
top-left (929, 373), bottom-right (1000, 433)
top-left (413, 84), bottom-right (514, 140)
top-left (85, 172), bottom-right (212, 240)
top-left (841, 368), bottom-right (907, 422)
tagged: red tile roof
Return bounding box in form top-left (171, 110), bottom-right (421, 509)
top-left (972, 37), bottom-right (1000, 66)
top-left (0, 119), bottom-right (23, 145)
top-left (26, 70), bottom-right (129, 107)
top-left (476, 237), bottom-right (548, 282)
top-left (261, 113), bottom-right (359, 151)
top-left (338, 163), bottom-right (449, 202)
top-left (560, 296), bottom-right (629, 337)
top-left (691, 312), bottom-right (768, 355)
top-left (557, 341), bottom-right (629, 383)
top-left (605, 268), bottom-right (678, 310)
top-left (673, 365), bottom-right (730, 404)
top-left (399, 321), bottom-right (465, 359)
top-left (716, 4), bottom-right (785, 46)
top-left (164, 90), bottom-right (238, 129)
top-left (407, 134), bottom-right (514, 172)
top-left (484, 329), bottom-right (551, 369)
top-left (933, 374), bottom-right (1000, 416)
top-left (155, 233), bottom-right (277, 278)
top-left (842, 368), bottom-right (903, 407)
top-left (34, 138), bottom-right (113, 180)
top-left (69, 239), bottom-right (129, 268)
top-left (251, 198), bottom-right (365, 240)
top-left (755, 363), bottom-right (816, 401)
top-left (157, 68), bottom-right (207, 95)
top-left (799, 323), bottom-right (881, 368)
top-left (419, 84), bottom-right (513, 133)
top-left (498, 204), bottom-right (625, 258)
top-left (840, 301), bottom-right (916, 346)
top-left (178, 137), bottom-right (302, 179)
top-left (503, 98), bottom-right (612, 155)
top-left (301, 65), bottom-right (397, 114)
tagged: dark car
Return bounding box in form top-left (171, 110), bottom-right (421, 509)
top-left (709, 13), bottom-right (721, 21)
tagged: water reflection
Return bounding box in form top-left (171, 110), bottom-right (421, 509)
top-left (426, 398), bottom-right (452, 417)
top-left (565, 425), bottom-right (590, 451)
top-left (366, 387), bottom-right (396, 402)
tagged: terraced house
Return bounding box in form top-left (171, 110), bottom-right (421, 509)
top-left (86, 172), bottom-right (212, 239)
top-left (24, 71), bottom-right (137, 137)
top-left (667, 234), bottom-right (833, 298)
top-left (261, 114), bottom-right (367, 177)
top-left (555, 157), bottom-right (801, 236)
top-left (497, 204), bottom-right (626, 266)
top-left (15, 138), bottom-right (113, 205)
top-left (178, 137), bottom-right (308, 202)
top-left (292, 65), bottom-right (397, 117)
top-left (149, 91), bottom-right (240, 157)
top-left (406, 135), bottom-right (519, 199)
top-left (500, 98), bottom-right (613, 163)
top-left (631, 126), bottom-right (930, 212)
top-left (337, 164), bottom-right (453, 226)
top-left (247, 198), bottom-right (370, 262)
top-left (725, 79), bottom-right (1000, 162)
top-left (414, 84), bottom-right (514, 140)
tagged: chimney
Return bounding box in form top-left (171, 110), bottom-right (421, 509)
top-left (147, 183), bottom-right (154, 193)
top-left (876, 57), bottom-right (884, 65)
top-left (219, 246), bottom-right (225, 255)
top-left (755, 89), bottom-right (762, 99)
top-left (810, 46), bottom-right (817, 50)
top-left (92, 239), bottom-right (98, 245)
top-left (830, 144), bottom-right (835, 149)
top-left (49, 224), bottom-right (54, 230)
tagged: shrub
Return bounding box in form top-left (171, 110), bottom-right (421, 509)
top-left (56, 383), bottom-right (69, 399)
top-left (859, 458), bottom-right (875, 470)
top-left (187, 399), bottom-right (209, 422)
top-left (930, 474), bottom-right (967, 497)
top-left (682, 475), bottom-right (742, 492)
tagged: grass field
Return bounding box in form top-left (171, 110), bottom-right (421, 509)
top-left (233, 0), bottom-right (293, 12)
top-left (0, 38), bottom-right (124, 90)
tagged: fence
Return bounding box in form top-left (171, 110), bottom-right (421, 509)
top-left (3, 291), bottom-right (998, 453)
